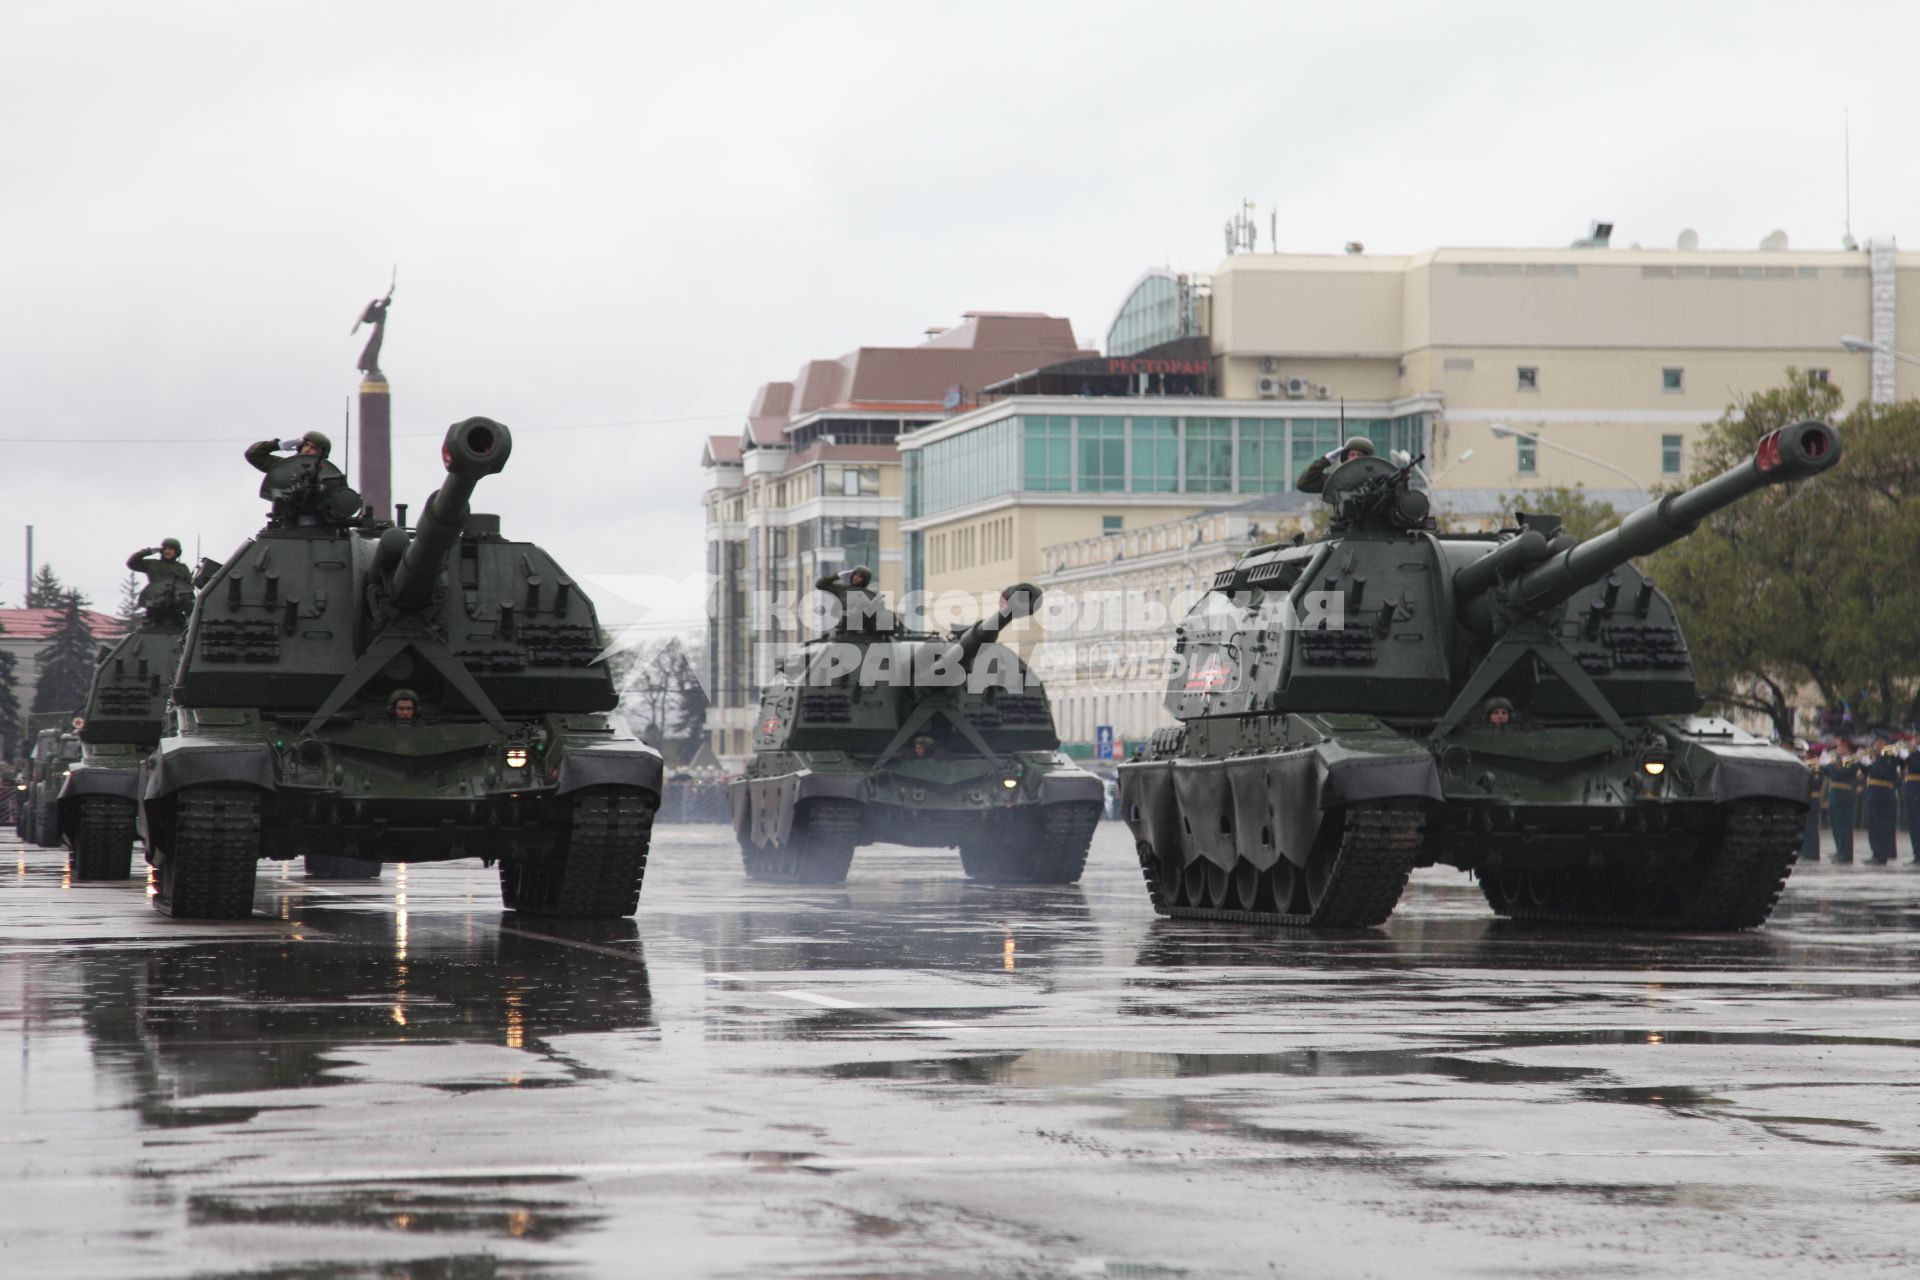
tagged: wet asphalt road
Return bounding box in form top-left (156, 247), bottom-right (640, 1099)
top-left (3, 824), bottom-right (1919, 1280)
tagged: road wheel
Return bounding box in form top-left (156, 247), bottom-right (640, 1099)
top-left (155, 788), bottom-right (261, 919)
top-left (71, 796), bottom-right (136, 881)
top-left (500, 786), bottom-right (655, 918)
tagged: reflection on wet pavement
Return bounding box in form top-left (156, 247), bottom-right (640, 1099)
top-left (3, 825), bottom-right (1919, 1277)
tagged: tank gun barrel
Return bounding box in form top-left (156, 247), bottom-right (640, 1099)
top-left (388, 418), bottom-right (513, 611)
top-left (942, 582), bottom-right (1041, 668)
top-left (1501, 419), bottom-right (1839, 614)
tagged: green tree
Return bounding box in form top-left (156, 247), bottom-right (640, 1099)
top-left (26, 564), bottom-right (65, 608)
top-left (1647, 375), bottom-right (1920, 739)
top-left (1496, 484), bottom-right (1623, 541)
top-left (117, 572), bottom-right (141, 627)
top-left (31, 592), bottom-right (96, 716)
top-left (0, 639), bottom-right (22, 759)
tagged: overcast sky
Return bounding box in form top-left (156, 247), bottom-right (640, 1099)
top-left (4, 0), bottom-right (1915, 622)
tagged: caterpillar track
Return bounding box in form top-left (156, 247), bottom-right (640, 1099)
top-left (500, 785), bottom-right (656, 918)
top-left (1478, 799), bottom-right (1801, 931)
top-left (70, 795), bottom-right (136, 881)
top-left (1137, 800), bottom-right (1424, 928)
top-left (741, 798), bottom-right (861, 885)
top-left (155, 787), bottom-right (261, 919)
top-left (959, 801), bottom-right (1101, 884)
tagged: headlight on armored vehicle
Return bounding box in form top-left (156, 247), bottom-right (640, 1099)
top-left (505, 743), bottom-right (530, 770)
top-left (1637, 745), bottom-right (1672, 778)
top-left (1000, 774), bottom-right (1020, 790)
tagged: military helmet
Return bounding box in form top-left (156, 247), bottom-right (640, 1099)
top-left (1342, 437), bottom-right (1377, 457)
top-left (1483, 696), bottom-right (1515, 715)
top-left (159, 537), bottom-right (183, 553)
top-left (388, 687), bottom-right (419, 708)
top-left (848, 564), bottom-right (874, 586)
top-left (301, 429), bottom-right (333, 457)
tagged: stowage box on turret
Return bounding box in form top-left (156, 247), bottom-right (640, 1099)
top-left (732, 581), bottom-right (1103, 884)
top-left (139, 418), bottom-right (664, 920)
top-left (1120, 420), bottom-right (1841, 930)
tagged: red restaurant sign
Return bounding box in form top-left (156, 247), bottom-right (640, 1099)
top-left (1105, 357), bottom-right (1209, 376)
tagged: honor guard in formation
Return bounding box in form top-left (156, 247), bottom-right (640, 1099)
top-left (1818, 745), bottom-right (1861, 864)
top-left (1799, 747), bottom-right (1822, 862)
top-left (1904, 743), bottom-right (1920, 865)
top-left (1862, 732), bottom-right (1903, 864)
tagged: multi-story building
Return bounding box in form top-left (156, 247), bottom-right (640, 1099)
top-left (903, 232), bottom-right (1915, 749)
top-left (700, 312), bottom-right (1092, 763)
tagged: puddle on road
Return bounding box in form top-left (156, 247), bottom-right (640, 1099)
top-left (189, 1189), bottom-right (601, 1244)
top-left (824, 1047), bottom-right (1597, 1087)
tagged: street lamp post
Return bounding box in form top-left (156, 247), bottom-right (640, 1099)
top-left (1488, 424), bottom-right (1650, 503)
top-left (1839, 334), bottom-right (1920, 368)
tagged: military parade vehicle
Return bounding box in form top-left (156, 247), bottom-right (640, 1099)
top-left (732, 580), bottom-right (1103, 884)
top-left (1120, 419), bottom-right (1842, 931)
top-left (57, 547), bottom-right (195, 880)
top-left (19, 721), bottom-right (84, 847)
top-left (139, 417), bottom-right (664, 920)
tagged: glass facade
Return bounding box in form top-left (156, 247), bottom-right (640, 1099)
top-left (906, 411), bottom-right (1429, 519)
top-left (1106, 271), bottom-right (1200, 356)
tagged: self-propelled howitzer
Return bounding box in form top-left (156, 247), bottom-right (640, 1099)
top-left (1120, 420), bottom-right (1841, 930)
top-left (140, 417), bottom-right (663, 920)
top-left (732, 581), bottom-right (1102, 884)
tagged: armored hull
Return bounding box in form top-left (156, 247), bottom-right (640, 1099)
top-left (59, 624), bottom-right (185, 879)
top-left (731, 584), bottom-right (1102, 884)
top-left (140, 419), bottom-right (663, 920)
top-left (1121, 421), bottom-right (1840, 931)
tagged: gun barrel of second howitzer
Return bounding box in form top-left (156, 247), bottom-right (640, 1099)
top-left (941, 582), bottom-right (1042, 668)
top-left (1508, 419), bottom-right (1840, 613)
top-left (389, 418), bottom-right (514, 611)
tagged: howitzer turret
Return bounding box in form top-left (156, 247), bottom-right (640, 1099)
top-left (1122, 419), bottom-right (1844, 934)
top-left (1460, 420), bottom-right (1840, 627)
top-left (386, 417), bottom-right (512, 610)
top-left (137, 414), bottom-right (661, 921)
top-left (733, 580), bottom-right (1101, 886)
top-left (940, 582), bottom-right (1041, 669)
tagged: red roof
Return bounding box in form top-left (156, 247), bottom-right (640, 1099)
top-left (0, 607), bottom-right (130, 642)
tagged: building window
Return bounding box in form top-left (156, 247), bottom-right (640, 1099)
top-left (1130, 416), bottom-right (1177, 493)
top-left (1021, 415), bottom-right (1072, 492)
top-left (1516, 438), bottom-right (1537, 474)
top-left (1661, 434), bottom-right (1683, 476)
top-left (1078, 418), bottom-right (1126, 492)
top-left (842, 469), bottom-right (859, 496)
top-left (1102, 515), bottom-right (1123, 534)
top-left (1808, 368), bottom-right (1830, 387)
top-left (1236, 420), bottom-right (1291, 493)
top-left (1184, 417), bottom-right (1233, 492)
top-left (1516, 366), bottom-right (1539, 392)
top-left (1662, 367), bottom-right (1684, 392)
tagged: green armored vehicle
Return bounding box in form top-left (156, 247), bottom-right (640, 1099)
top-left (59, 545), bottom-right (195, 879)
top-left (732, 580), bottom-right (1102, 884)
top-left (20, 723), bottom-right (84, 847)
top-left (139, 417), bottom-right (664, 920)
top-left (1121, 420), bottom-right (1841, 930)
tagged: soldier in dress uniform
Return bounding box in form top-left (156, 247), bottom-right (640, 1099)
top-left (1819, 743), bottom-right (1861, 864)
top-left (1902, 739), bottom-right (1920, 865)
top-left (1798, 746), bottom-right (1822, 862)
top-left (1862, 731), bottom-right (1903, 864)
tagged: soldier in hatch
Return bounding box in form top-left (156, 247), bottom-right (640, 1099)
top-left (388, 689), bottom-right (420, 724)
top-left (126, 537), bottom-right (195, 626)
top-left (1295, 436), bottom-right (1376, 494)
top-left (815, 564), bottom-right (887, 634)
top-left (246, 430), bottom-right (351, 527)
top-left (1481, 696), bottom-right (1515, 729)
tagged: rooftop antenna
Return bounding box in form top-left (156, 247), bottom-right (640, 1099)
top-left (1843, 108), bottom-right (1858, 250)
top-left (1223, 199), bottom-right (1258, 256)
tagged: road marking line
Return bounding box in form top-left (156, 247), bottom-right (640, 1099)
top-left (775, 989), bottom-right (864, 1008)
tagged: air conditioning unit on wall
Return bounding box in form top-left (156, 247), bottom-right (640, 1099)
top-left (1256, 375), bottom-right (1283, 398)
top-left (1284, 376), bottom-right (1311, 398)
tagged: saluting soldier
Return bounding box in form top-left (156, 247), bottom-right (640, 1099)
top-left (1902, 740), bottom-right (1920, 865)
top-left (246, 431), bottom-right (349, 527)
top-left (125, 537), bottom-right (194, 626)
top-left (1295, 437), bottom-right (1376, 494)
top-left (1862, 732), bottom-right (1903, 864)
top-left (815, 564), bottom-right (884, 633)
top-left (1799, 749), bottom-right (1822, 862)
top-left (1819, 744), bottom-right (1861, 864)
